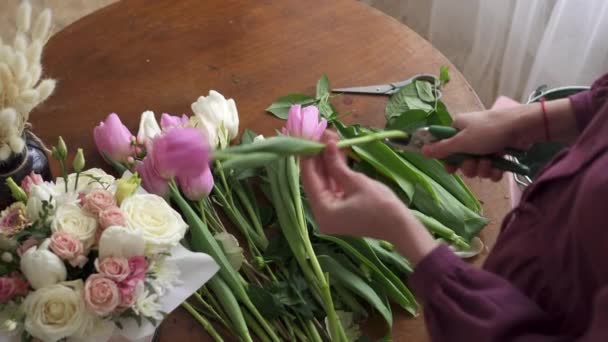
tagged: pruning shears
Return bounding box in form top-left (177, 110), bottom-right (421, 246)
top-left (331, 73), bottom-right (442, 98)
top-left (386, 125), bottom-right (531, 176)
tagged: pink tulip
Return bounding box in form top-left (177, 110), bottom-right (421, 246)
top-left (160, 113), bottom-right (189, 131)
top-left (282, 105), bottom-right (327, 141)
top-left (178, 165), bottom-right (214, 201)
top-left (150, 127), bottom-right (210, 179)
top-left (136, 160), bottom-right (169, 198)
top-left (94, 113), bottom-right (134, 163)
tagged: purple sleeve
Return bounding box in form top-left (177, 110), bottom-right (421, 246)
top-left (569, 73), bottom-right (608, 131)
top-left (409, 245), bottom-right (607, 342)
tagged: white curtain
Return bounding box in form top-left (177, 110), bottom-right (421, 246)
top-left (362, 0), bottom-right (608, 106)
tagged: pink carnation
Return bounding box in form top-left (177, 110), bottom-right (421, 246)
top-left (96, 257), bottom-right (130, 282)
top-left (84, 274), bottom-right (121, 316)
top-left (118, 256), bottom-right (148, 297)
top-left (21, 172), bottom-right (43, 195)
top-left (0, 273), bottom-right (29, 303)
top-left (49, 232), bottom-right (88, 268)
top-left (98, 206), bottom-right (126, 230)
top-left (83, 189), bottom-right (116, 215)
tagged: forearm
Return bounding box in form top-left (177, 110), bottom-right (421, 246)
top-left (509, 98), bottom-right (578, 147)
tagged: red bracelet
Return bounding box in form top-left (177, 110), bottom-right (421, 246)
top-left (540, 97), bottom-right (551, 142)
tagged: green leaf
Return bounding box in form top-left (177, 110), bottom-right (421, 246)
top-left (386, 109), bottom-right (429, 132)
top-left (365, 238), bottom-right (413, 276)
top-left (266, 94), bottom-right (316, 119)
top-left (318, 94), bottom-right (336, 119)
top-left (247, 285), bottom-right (288, 319)
top-left (318, 255), bottom-right (393, 328)
top-left (405, 96), bottom-right (433, 111)
top-left (334, 121), bottom-right (438, 202)
top-left (318, 234), bottom-right (419, 316)
top-left (415, 80), bottom-right (435, 102)
top-left (240, 129), bottom-right (259, 145)
top-left (427, 101), bottom-right (453, 126)
top-left (440, 65), bottom-right (450, 85)
top-left (385, 83), bottom-right (418, 120)
top-left (397, 150), bottom-right (481, 213)
top-left (316, 74), bottom-right (330, 100)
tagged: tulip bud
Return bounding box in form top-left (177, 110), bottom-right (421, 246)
top-left (282, 104), bottom-right (327, 141)
top-left (379, 240), bottom-right (394, 251)
top-left (178, 166), bottom-right (214, 201)
top-left (20, 242), bottom-right (67, 289)
top-left (115, 174), bottom-right (141, 205)
top-left (73, 148), bottom-right (85, 172)
top-left (1, 320), bottom-right (17, 332)
top-left (214, 232), bottom-right (244, 271)
top-left (56, 136), bottom-right (68, 160)
top-left (5, 177), bottom-right (27, 203)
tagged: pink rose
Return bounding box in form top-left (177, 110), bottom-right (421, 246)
top-left (118, 256), bottom-right (148, 296)
top-left (17, 237), bottom-right (39, 257)
top-left (84, 274), bottom-right (120, 316)
top-left (0, 273), bottom-right (29, 303)
top-left (83, 190), bottom-right (116, 215)
top-left (96, 257), bottom-right (130, 282)
top-left (49, 232), bottom-right (88, 268)
top-left (98, 206), bottom-right (126, 230)
top-left (21, 172), bottom-right (43, 195)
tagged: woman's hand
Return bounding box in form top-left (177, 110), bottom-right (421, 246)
top-left (301, 131), bottom-right (437, 265)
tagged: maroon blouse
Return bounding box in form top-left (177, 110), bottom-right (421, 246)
top-left (410, 74), bottom-right (608, 341)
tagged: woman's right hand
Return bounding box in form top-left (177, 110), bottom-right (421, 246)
top-left (422, 104), bottom-right (526, 181)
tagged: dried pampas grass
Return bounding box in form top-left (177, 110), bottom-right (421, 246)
top-left (0, 1), bottom-right (56, 161)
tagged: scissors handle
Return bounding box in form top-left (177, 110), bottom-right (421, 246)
top-left (427, 126), bottom-right (530, 176)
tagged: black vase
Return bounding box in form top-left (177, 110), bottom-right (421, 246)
top-left (0, 130), bottom-right (52, 209)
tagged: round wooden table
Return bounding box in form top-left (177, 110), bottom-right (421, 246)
top-left (31, 0), bottom-right (510, 340)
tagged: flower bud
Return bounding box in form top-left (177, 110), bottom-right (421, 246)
top-left (72, 148), bottom-right (85, 172)
top-left (5, 177), bottom-right (27, 203)
top-left (56, 136), bottom-right (68, 160)
top-left (1, 319), bottom-right (17, 332)
top-left (115, 174), bottom-right (141, 205)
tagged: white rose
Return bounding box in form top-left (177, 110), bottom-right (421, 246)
top-left (51, 204), bottom-right (98, 250)
top-left (20, 241), bottom-right (67, 290)
top-left (23, 280), bottom-right (91, 342)
top-left (191, 90), bottom-right (239, 148)
top-left (99, 225), bottom-right (145, 258)
top-left (55, 168), bottom-right (116, 195)
top-left (121, 194), bottom-right (188, 255)
top-left (26, 182), bottom-right (58, 222)
top-left (137, 110), bottom-right (161, 144)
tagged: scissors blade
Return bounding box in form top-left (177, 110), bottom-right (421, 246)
top-left (331, 84), bottom-right (396, 95)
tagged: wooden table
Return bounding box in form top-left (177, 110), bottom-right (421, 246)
top-left (31, 0), bottom-right (510, 340)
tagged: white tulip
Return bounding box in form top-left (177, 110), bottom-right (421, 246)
top-left (191, 90), bottom-right (239, 148)
top-left (137, 110), bottom-right (161, 144)
top-left (98, 225), bottom-right (145, 259)
top-left (253, 134), bottom-right (265, 142)
top-left (20, 241), bottom-right (67, 290)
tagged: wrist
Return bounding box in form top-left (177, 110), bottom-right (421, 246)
top-left (508, 103), bottom-right (546, 148)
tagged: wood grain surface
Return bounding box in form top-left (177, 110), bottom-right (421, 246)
top-left (30, 0), bottom-right (510, 340)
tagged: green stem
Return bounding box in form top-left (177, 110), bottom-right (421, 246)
top-left (193, 291), bottom-right (230, 330)
top-left (303, 319), bottom-right (323, 342)
top-left (74, 172), bottom-right (80, 192)
top-left (243, 309), bottom-right (271, 342)
top-left (182, 302), bottom-right (224, 342)
top-left (59, 160), bottom-right (68, 193)
top-left (336, 130), bottom-right (407, 148)
top-left (234, 182), bottom-right (266, 239)
top-left (286, 157), bottom-right (346, 341)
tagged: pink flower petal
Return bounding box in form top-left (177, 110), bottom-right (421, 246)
top-left (285, 105), bottom-right (302, 136)
top-left (311, 118), bottom-right (328, 141)
top-left (300, 106), bottom-right (320, 139)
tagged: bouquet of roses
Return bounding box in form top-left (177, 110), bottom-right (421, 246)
top-left (0, 144), bottom-right (218, 342)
